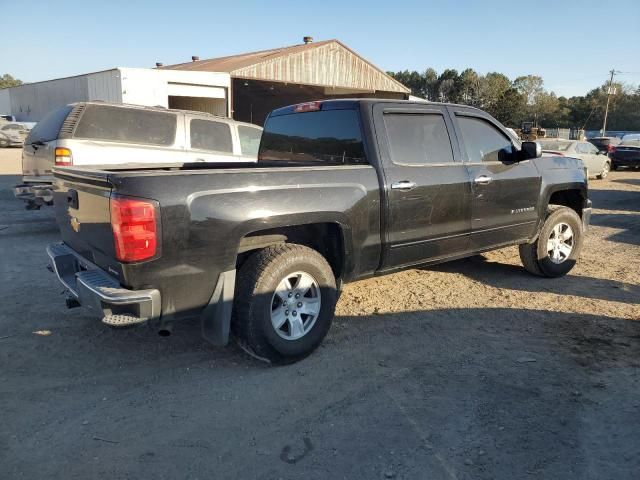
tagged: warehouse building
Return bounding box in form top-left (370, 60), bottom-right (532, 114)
top-left (162, 37), bottom-right (410, 125)
top-left (0, 68), bottom-right (231, 122)
top-left (0, 38), bottom-right (409, 125)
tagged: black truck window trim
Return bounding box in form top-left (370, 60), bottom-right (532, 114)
top-left (383, 112), bottom-right (456, 167)
top-left (190, 119), bottom-right (234, 153)
top-left (259, 109), bottom-right (367, 165)
top-left (73, 105), bottom-right (177, 146)
top-left (454, 114), bottom-right (514, 164)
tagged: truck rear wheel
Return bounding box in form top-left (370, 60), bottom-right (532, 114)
top-left (519, 206), bottom-right (584, 278)
top-left (232, 244), bottom-right (337, 364)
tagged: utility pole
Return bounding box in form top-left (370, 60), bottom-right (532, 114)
top-left (602, 69), bottom-right (617, 135)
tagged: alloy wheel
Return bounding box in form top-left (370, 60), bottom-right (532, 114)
top-left (270, 271), bottom-right (322, 340)
top-left (546, 223), bottom-right (574, 264)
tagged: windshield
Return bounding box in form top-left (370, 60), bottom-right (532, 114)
top-left (539, 141), bottom-right (572, 151)
top-left (620, 134), bottom-right (640, 146)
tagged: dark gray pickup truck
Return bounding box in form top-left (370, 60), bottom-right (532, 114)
top-left (47, 99), bottom-right (591, 363)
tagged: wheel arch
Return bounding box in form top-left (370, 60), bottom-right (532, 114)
top-left (236, 221), bottom-right (351, 282)
top-left (543, 185), bottom-right (588, 217)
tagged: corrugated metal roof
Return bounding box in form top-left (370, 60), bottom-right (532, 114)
top-left (162, 40), bottom-right (409, 94)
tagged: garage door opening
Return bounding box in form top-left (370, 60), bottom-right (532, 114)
top-left (168, 95), bottom-right (227, 117)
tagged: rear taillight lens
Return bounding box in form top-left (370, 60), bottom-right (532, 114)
top-left (110, 196), bottom-right (159, 262)
top-left (55, 147), bottom-right (73, 166)
top-left (609, 146), bottom-right (616, 154)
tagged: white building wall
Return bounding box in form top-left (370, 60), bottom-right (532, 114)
top-left (1, 68), bottom-right (231, 122)
top-left (120, 68), bottom-right (230, 114)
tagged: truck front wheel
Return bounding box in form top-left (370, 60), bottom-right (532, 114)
top-left (519, 206), bottom-right (584, 278)
top-left (232, 244), bottom-right (337, 364)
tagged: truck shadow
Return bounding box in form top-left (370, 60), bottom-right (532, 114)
top-left (426, 256), bottom-right (640, 305)
top-left (589, 186), bottom-right (640, 213)
top-left (611, 177), bottom-right (640, 187)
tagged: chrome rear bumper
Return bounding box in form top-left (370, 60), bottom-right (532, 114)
top-left (46, 243), bottom-right (160, 326)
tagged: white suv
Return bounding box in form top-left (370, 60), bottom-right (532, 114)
top-left (14, 102), bottom-right (263, 208)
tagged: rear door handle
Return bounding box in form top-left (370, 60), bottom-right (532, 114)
top-left (390, 180), bottom-right (417, 191)
top-left (474, 175), bottom-right (493, 185)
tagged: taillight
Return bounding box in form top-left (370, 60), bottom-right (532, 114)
top-left (110, 196), bottom-right (159, 262)
top-left (294, 101), bottom-right (322, 112)
top-left (55, 147), bottom-right (73, 166)
top-left (609, 146), bottom-right (616, 154)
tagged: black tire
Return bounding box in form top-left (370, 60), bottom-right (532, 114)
top-left (611, 163), bottom-right (619, 171)
top-left (0, 139), bottom-right (8, 148)
top-left (519, 205), bottom-right (584, 278)
top-left (232, 243), bottom-right (337, 364)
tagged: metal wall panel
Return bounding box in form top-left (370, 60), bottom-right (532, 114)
top-left (87, 70), bottom-right (123, 102)
top-left (8, 75), bottom-right (91, 122)
top-left (0, 89), bottom-right (10, 114)
top-left (231, 42), bottom-right (408, 93)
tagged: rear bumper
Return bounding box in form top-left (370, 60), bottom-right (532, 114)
top-left (611, 157), bottom-right (640, 167)
top-left (46, 242), bottom-right (161, 326)
top-left (583, 199), bottom-right (592, 232)
top-left (14, 183), bottom-right (55, 204)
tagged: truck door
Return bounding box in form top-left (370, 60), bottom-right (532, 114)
top-left (449, 110), bottom-right (541, 250)
top-left (374, 104), bottom-right (472, 270)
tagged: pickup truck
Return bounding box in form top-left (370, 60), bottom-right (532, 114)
top-left (47, 99), bottom-right (592, 363)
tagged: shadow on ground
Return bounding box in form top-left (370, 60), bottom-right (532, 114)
top-left (1, 306), bottom-right (639, 480)
top-left (427, 255), bottom-right (640, 304)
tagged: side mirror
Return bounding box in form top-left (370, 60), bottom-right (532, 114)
top-left (521, 141), bottom-right (541, 160)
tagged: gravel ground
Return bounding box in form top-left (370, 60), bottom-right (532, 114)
top-left (0, 151), bottom-right (638, 479)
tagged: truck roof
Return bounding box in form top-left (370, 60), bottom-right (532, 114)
top-left (270, 98), bottom-right (484, 117)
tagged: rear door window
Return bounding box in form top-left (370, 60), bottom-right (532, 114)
top-left (238, 125), bottom-right (262, 156)
top-left (384, 113), bottom-right (454, 165)
top-left (260, 109), bottom-right (366, 164)
top-left (25, 105), bottom-right (73, 144)
top-left (73, 105), bottom-right (177, 146)
top-left (190, 119), bottom-right (233, 153)
top-left (457, 116), bottom-right (512, 163)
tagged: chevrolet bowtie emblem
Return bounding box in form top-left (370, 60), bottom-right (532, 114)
top-left (70, 216), bottom-right (81, 233)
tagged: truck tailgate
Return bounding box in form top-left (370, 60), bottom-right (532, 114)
top-left (52, 170), bottom-right (119, 273)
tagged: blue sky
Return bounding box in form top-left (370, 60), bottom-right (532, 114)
top-left (2, 0), bottom-right (639, 97)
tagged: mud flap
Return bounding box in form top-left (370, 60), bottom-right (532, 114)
top-left (200, 270), bottom-right (236, 346)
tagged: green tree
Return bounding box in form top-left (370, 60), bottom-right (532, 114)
top-left (459, 68), bottom-right (480, 106)
top-left (0, 74), bottom-right (22, 89)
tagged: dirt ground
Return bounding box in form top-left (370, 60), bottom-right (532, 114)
top-left (0, 149), bottom-right (638, 479)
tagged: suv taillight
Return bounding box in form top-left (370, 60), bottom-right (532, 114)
top-left (110, 196), bottom-right (159, 262)
top-left (55, 147), bottom-right (73, 166)
top-left (609, 146), bottom-right (616, 154)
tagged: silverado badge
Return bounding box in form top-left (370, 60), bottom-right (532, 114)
top-left (70, 217), bottom-right (81, 233)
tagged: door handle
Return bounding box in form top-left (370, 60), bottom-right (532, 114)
top-left (390, 180), bottom-right (417, 190)
top-left (474, 175), bottom-right (493, 185)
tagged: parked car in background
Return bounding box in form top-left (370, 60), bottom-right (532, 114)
top-left (610, 134), bottom-right (640, 170)
top-left (14, 102), bottom-right (263, 209)
top-left (539, 139), bottom-right (611, 179)
top-left (0, 122), bottom-right (29, 147)
top-left (587, 136), bottom-right (620, 154)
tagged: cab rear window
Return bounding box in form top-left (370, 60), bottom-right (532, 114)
top-left (259, 109), bottom-right (366, 165)
top-left (73, 105), bottom-right (177, 146)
